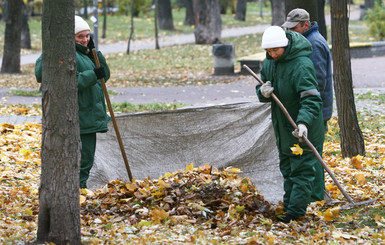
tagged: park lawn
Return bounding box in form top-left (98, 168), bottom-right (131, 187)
top-left (0, 110), bottom-right (384, 243)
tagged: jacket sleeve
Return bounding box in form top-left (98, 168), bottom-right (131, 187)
top-left (310, 41), bottom-right (330, 94)
top-left (294, 61), bottom-right (323, 127)
top-left (35, 55), bottom-right (43, 83)
top-left (256, 60), bottom-right (273, 102)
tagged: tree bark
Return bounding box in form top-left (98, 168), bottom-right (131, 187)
top-left (127, 0), bottom-right (135, 54)
top-left (284, 0), bottom-right (318, 21)
top-left (194, 0), bottom-right (222, 44)
top-left (184, 0), bottom-right (195, 25)
top-left (158, 0), bottom-right (174, 30)
top-left (330, 0), bottom-right (365, 157)
top-left (270, 0), bottom-right (285, 26)
top-left (317, 0), bottom-right (327, 40)
top-left (83, 0), bottom-right (88, 18)
top-left (21, 1), bottom-right (32, 49)
top-left (235, 0), bottom-right (247, 21)
top-left (102, 0), bottom-right (107, 38)
top-left (36, 0), bottom-right (81, 243)
top-left (1, 0), bottom-right (22, 74)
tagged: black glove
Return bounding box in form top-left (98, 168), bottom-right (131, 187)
top-left (93, 66), bottom-right (105, 79)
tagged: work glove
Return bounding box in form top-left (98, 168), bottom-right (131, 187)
top-left (93, 66), bottom-right (105, 80)
top-left (260, 81), bottom-right (274, 98)
top-left (292, 124), bottom-right (308, 142)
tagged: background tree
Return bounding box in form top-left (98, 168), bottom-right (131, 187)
top-left (270, 0), bottom-right (285, 25)
top-left (158, 0), bottom-right (174, 30)
top-left (1, 0), bottom-right (23, 74)
top-left (235, 0), bottom-right (247, 21)
top-left (184, 0), bottom-right (195, 25)
top-left (21, 0), bottom-right (32, 49)
top-left (83, 0), bottom-right (88, 18)
top-left (284, 0), bottom-right (328, 40)
top-left (36, 0), bottom-right (81, 243)
top-left (155, 0), bottom-right (160, 49)
top-left (102, 0), bottom-right (107, 38)
top-left (330, 0), bottom-right (365, 157)
top-left (127, 0), bottom-right (135, 53)
top-left (317, 0), bottom-right (327, 40)
top-left (194, 0), bottom-right (222, 44)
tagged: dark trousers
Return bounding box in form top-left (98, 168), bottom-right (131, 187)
top-left (80, 133), bottom-right (97, 188)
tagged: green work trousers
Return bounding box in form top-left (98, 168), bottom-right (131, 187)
top-left (80, 133), bottom-right (97, 189)
top-left (279, 151), bottom-right (319, 218)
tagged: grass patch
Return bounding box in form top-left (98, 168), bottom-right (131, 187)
top-left (335, 206), bottom-right (385, 230)
top-left (0, 102), bottom-right (184, 116)
top-left (355, 91), bottom-right (385, 104)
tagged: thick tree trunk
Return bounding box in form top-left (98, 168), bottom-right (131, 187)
top-left (184, 0), bottom-right (195, 25)
top-left (317, 0), bottom-right (327, 40)
top-left (21, 2), bottom-right (31, 49)
top-left (235, 0), bottom-right (247, 21)
top-left (158, 0), bottom-right (174, 30)
top-left (36, 0), bottom-right (81, 243)
top-left (270, 0), bottom-right (285, 26)
top-left (1, 0), bottom-right (22, 74)
top-left (194, 0), bottom-right (222, 44)
top-left (284, 0), bottom-right (318, 21)
top-left (330, 0), bottom-right (365, 157)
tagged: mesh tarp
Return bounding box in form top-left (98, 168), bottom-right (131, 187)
top-left (89, 102), bottom-right (283, 203)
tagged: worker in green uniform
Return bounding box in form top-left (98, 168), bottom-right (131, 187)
top-left (35, 15), bottom-right (111, 189)
top-left (256, 26), bottom-right (325, 223)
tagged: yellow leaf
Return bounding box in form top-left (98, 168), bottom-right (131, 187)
top-left (150, 208), bottom-right (168, 222)
top-left (290, 144), bottom-right (303, 155)
top-left (24, 208), bottom-right (33, 215)
top-left (374, 214), bottom-right (385, 222)
top-left (235, 205), bottom-right (245, 212)
top-left (351, 155), bottom-right (364, 169)
top-left (79, 195), bottom-right (86, 205)
top-left (240, 183), bottom-right (248, 192)
top-left (186, 162), bottom-right (194, 171)
top-left (356, 173), bottom-right (366, 185)
top-left (323, 207), bottom-right (340, 221)
top-left (125, 182), bottom-right (136, 192)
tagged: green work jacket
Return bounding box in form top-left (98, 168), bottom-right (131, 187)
top-left (257, 31), bottom-right (324, 155)
top-left (35, 43), bottom-right (111, 134)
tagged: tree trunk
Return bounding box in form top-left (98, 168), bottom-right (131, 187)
top-left (365, 0), bottom-right (375, 8)
top-left (158, 0), bottom-right (174, 30)
top-left (1, 0), bottom-right (22, 74)
top-left (21, 1), bottom-right (31, 49)
top-left (220, 0), bottom-right (229, 14)
top-left (84, 0), bottom-right (88, 18)
top-left (127, 0), bottom-right (135, 54)
top-left (284, 0), bottom-right (318, 21)
top-left (184, 0), bottom-right (195, 25)
top-left (317, 0), bottom-right (327, 40)
top-left (194, 0), bottom-right (222, 44)
top-left (235, 0), bottom-right (247, 21)
top-left (155, 0), bottom-right (160, 49)
top-left (270, 0), bottom-right (285, 26)
top-left (36, 0), bottom-right (81, 243)
top-left (330, 0), bottom-right (365, 157)
top-left (102, 0), bottom-right (107, 38)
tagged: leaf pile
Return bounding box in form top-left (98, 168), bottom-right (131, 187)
top-left (80, 164), bottom-right (276, 229)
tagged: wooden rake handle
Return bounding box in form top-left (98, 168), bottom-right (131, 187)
top-left (92, 49), bottom-right (133, 182)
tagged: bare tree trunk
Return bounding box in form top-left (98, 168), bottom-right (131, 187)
top-left (194, 0), bottom-right (222, 44)
top-left (184, 0), bottom-right (195, 25)
top-left (155, 0), bottom-right (160, 49)
top-left (84, 0), bottom-right (88, 18)
top-left (21, 1), bottom-right (31, 49)
top-left (317, 0), bottom-right (327, 40)
top-left (285, 0), bottom-right (318, 19)
top-left (127, 0), bottom-right (135, 54)
top-left (1, 0), bottom-right (22, 74)
top-left (330, 0), bottom-right (365, 157)
top-left (235, 0), bottom-right (247, 21)
top-left (36, 0), bottom-right (81, 243)
top-left (102, 0), bottom-right (107, 38)
top-left (158, 0), bottom-right (174, 30)
top-left (270, 0), bottom-right (285, 25)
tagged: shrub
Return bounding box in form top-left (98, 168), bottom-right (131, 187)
top-left (365, 1), bottom-right (385, 41)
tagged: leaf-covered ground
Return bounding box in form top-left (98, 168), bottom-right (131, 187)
top-left (0, 113), bottom-right (384, 244)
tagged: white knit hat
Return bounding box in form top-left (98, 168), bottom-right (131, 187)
top-left (261, 26), bottom-right (289, 49)
top-left (75, 15), bottom-right (90, 34)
